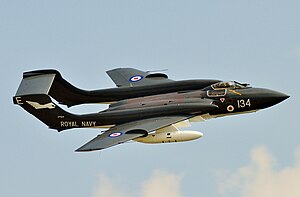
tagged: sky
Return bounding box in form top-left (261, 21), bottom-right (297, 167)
top-left (1, 1), bottom-right (299, 197)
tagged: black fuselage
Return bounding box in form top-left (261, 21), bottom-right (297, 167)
top-left (96, 86), bottom-right (289, 126)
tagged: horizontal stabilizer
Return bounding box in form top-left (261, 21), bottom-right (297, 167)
top-left (16, 72), bottom-right (55, 95)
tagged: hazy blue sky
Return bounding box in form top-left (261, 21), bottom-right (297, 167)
top-left (1, 1), bottom-right (299, 197)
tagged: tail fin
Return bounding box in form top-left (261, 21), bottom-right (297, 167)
top-left (13, 94), bottom-right (106, 131)
top-left (13, 94), bottom-right (80, 131)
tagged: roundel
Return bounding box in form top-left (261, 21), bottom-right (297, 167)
top-left (129, 75), bottom-right (143, 82)
top-left (108, 132), bottom-right (123, 138)
top-left (227, 105), bottom-right (234, 112)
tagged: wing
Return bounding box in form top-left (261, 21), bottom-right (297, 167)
top-left (106, 68), bottom-right (173, 87)
top-left (75, 116), bottom-right (189, 152)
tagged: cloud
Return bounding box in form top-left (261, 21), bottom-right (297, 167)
top-left (141, 169), bottom-right (184, 197)
top-left (217, 146), bottom-right (300, 197)
top-left (92, 174), bottom-right (125, 197)
top-left (92, 169), bottom-right (184, 197)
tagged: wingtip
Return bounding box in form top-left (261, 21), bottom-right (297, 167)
top-left (75, 148), bottom-right (89, 152)
top-left (75, 149), bottom-right (101, 152)
top-left (75, 146), bottom-right (103, 152)
top-left (75, 146), bottom-right (87, 152)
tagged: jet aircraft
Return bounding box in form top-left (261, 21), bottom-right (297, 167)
top-left (13, 68), bottom-right (289, 151)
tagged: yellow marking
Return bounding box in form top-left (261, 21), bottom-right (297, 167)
top-left (229, 90), bottom-right (242, 95)
top-left (186, 110), bottom-right (259, 124)
top-left (209, 110), bottom-right (258, 118)
top-left (88, 125), bottom-right (115, 129)
top-left (97, 102), bottom-right (115, 104)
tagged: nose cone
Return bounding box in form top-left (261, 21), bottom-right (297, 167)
top-left (272, 91), bottom-right (290, 103)
top-left (256, 89), bottom-right (289, 109)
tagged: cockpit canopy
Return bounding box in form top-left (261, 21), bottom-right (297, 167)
top-left (211, 81), bottom-right (249, 90)
top-left (205, 81), bottom-right (250, 98)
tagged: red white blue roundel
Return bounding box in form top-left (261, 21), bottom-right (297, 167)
top-left (109, 132), bottom-right (123, 138)
top-left (129, 75), bottom-right (143, 82)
